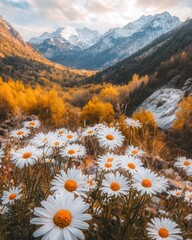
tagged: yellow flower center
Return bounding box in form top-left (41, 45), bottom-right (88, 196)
top-left (58, 131), bottom-right (64, 135)
top-left (107, 158), bottom-right (114, 162)
top-left (87, 180), bottom-right (94, 186)
top-left (29, 121), bottom-right (35, 126)
top-left (53, 209), bottom-right (72, 228)
top-left (9, 193), bottom-right (17, 200)
top-left (104, 162), bottom-right (112, 168)
top-left (106, 134), bottom-right (114, 141)
top-left (67, 134), bottom-right (73, 139)
top-left (54, 142), bottom-right (60, 146)
top-left (132, 149), bottom-right (138, 155)
top-left (183, 161), bottom-right (190, 166)
top-left (110, 182), bottom-right (120, 191)
top-left (64, 180), bottom-right (77, 192)
top-left (142, 179), bottom-right (152, 188)
top-left (22, 152), bottom-right (32, 159)
top-left (67, 149), bottom-right (75, 155)
top-left (176, 192), bottom-right (181, 196)
top-left (43, 138), bottom-right (48, 141)
top-left (17, 131), bottom-right (24, 135)
top-left (87, 130), bottom-right (93, 134)
top-left (158, 228), bottom-right (169, 238)
top-left (127, 163), bottom-right (135, 169)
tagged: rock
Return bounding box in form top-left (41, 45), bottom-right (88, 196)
top-left (167, 178), bottom-right (192, 191)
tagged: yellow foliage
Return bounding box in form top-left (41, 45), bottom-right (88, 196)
top-left (99, 85), bottom-right (119, 104)
top-left (132, 108), bottom-right (157, 127)
top-left (173, 96), bottom-right (192, 129)
top-left (80, 96), bottom-right (115, 124)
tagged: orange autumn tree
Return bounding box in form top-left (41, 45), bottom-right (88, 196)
top-left (80, 96), bottom-right (115, 124)
top-left (173, 96), bottom-right (192, 130)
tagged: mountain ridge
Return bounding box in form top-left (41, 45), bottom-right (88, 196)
top-left (30, 12), bottom-right (181, 70)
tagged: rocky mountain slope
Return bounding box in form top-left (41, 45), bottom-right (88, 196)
top-left (30, 12), bottom-right (181, 70)
top-left (0, 16), bottom-right (94, 87)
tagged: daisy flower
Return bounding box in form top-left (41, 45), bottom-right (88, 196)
top-left (125, 145), bottom-right (144, 157)
top-left (97, 127), bottom-right (125, 150)
top-left (147, 217), bottom-right (182, 240)
top-left (0, 149), bottom-right (4, 159)
top-left (51, 167), bottom-right (88, 197)
top-left (55, 127), bottom-right (68, 137)
top-left (62, 131), bottom-right (78, 143)
top-left (174, 157), bottom-right (192, 171)
top-left (1, 186), bottom-right (22, 205)
top-left (48, 136), bottom-right (67, 148)
top-left (10, 128), bottom-right (30, 139)
top-left (0, 205), bottom-right (8, 214)
top-left (30, 193), bottom-right (91, 240)
top-left (97, 157), bottom-right (119, 172)
top-left (101, 171), bottom-right (130, 197)
top-left (120, 155), bottom-right (143, 173)
top-left (82, 127), bottom-right (96, 137)
top-left (23, 120), bottom-right (40, 128)
top-left (98, 152), bottom-right (120, 164)
top-left (60, 144), bottom-right (86, 158)
top-left (31, 132), bottom-right (56, 147)
top-left (184, 191), bottom-right (192, 204)
top-left (169, 189), bottom-right (183, 198)
top-left (125, 117), bottom-right (142, 129)
top-left (11, 146), bottom-right (42, 168)
top-left (86, 175), bottom-right (97, 190)
top-left (45, 158), bottom-right (55, 164)
top-left (132, 169), bottom-right (168, 196)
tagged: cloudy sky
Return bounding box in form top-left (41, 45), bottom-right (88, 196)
top-left (0, 0), bottom-right (192, 40)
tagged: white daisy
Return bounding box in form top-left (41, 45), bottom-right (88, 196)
top-left (10, 128), bottom-right (30, 139)
top-left (60, 144), bottom-right (86, 158)
top-left (120, 155), bottom-right (143, 173)
top-left (48, 136), bottom-right (67, 148)
top-left (169, 189), bottom-right (183, 198)
top-left (30, 193), bottom-right (91, 240)
top-left (1, 186), bottom-right (22, 205)
top-left (184, 191), bottom-right (192, 204)
top-left (125, 145), bottom-right (144, 157)
top-left (98, 152), bottom-right (120, 164)
top-left (132, 169), bottom-right (168, 196)
top-left (0, 149), bottom-right (4, 159)
top-left (101, 171), bottom-right (130, 197)
top-left (45, 158), bottom-right (55, 164)
top-left (23, 120), bottom-right (40, 128)
top-left (97, 127), bottom-right (125, 150)
top-left (31, 132), bottom-right (56, 147)
top-left (11, 146), bottom-right (42, 168)
top-left (62, 131), bottom-right (78, 143)
top-left (97, 157), bottom-right (119, 172)
top-left (0, 205), bottom-right (8, 214)
top-left (55, 128), bottom-right (68, 137)
top-left (86, 175), bottom-right (97, 190)
top-left (174, 157), bottom-right (192, 171)
top-left (51, 167), bottom-right (88, 197)
top-left (82, 127), bottom-right (96, 137)
top-left (147, 217), bottom-right (182, 240)
top-left (125, 117), bottom-right (142, 129)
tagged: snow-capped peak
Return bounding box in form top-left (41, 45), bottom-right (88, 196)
top-left (30, 26), bottom-right (101, 49)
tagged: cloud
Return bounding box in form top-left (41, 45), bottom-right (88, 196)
top-left (0, 0), bottom-right (191, 40)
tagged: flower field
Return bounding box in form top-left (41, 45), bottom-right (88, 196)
top-left (0, 118), bottom-right (191, 240)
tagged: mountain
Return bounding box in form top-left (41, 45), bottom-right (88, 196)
top-left (0, 16), bottom-right (94, 87)
top-left (86, 19), bottom-right (192, 128)
top-left (30, 12), bottom-right (181, 70)
top-left (30, 26), bottom-right (101, 59)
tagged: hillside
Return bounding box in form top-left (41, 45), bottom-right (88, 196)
top-left (0, 16), bottom-right (94, 87)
